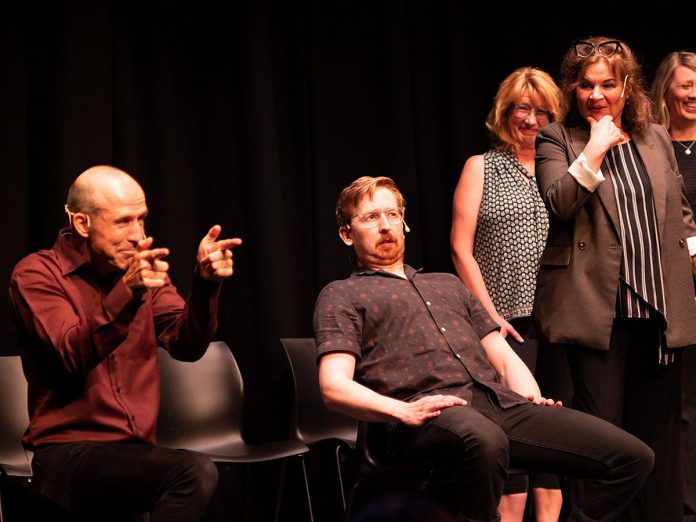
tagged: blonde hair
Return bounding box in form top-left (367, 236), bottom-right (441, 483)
top-left (486, 67), bottom-right (562, 152)
top-left (652, 51), bottom-right (696, 128)
top-left (336, 176), bottom-right (405, 226)
top-left (560, 37), bottom-right (652, 136)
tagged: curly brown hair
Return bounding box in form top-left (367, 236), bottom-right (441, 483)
top-left (560, 37), bottom-right (652, 136)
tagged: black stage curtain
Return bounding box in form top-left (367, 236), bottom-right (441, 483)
top-left (2, 0), bottom-right (695, 446)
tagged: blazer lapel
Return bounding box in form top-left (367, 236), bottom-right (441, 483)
top-left (633, 130), bottom-right (666, 242)
top-left (568, 127), bottom-right (621, 237)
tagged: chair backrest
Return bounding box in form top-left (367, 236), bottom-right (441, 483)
top-left (0, 356), bottom-right (32, 477)
top-left (157, 341), bottom-right (245, 451)
top-left (280, 338), bottom-right (358, 447)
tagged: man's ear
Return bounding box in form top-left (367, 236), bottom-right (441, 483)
top-left (72, 213), bottom-right (91, 239)
top-left (338, 225), bottom-right (353, 246)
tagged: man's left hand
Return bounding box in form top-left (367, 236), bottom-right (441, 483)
top-left (197, 225), bottom-right (243, 281)
top-left (527, 395), bottom-right (563, 407)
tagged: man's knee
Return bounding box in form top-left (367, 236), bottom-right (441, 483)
top-left (616, 435), bottom-right (654, 484)
top-left (463, 426), bottom-right (509, 471)
top-left (177, 451), bottom-right (218, 501)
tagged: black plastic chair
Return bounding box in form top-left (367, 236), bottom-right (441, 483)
top-left (0, 355), bottom-right (32, 522)
top-left (279, 338), bottom-right (358, 513)
top-left (345, 421), bottom-right (437, 520)
top-left (157, 341), bottom-right (313, 521)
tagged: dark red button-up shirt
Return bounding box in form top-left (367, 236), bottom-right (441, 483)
top-left (313, 265), bottom-right (527, 408)
top-left (8, 229), bottom-right (221, 449)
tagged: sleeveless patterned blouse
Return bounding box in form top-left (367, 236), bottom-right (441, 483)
top-left (473, 150), bottom-right (549, 320)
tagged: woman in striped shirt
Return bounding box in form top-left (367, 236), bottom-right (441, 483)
top-left (534, 37), bottom-right (696, 522)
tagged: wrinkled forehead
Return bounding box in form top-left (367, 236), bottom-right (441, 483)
top-left (578, 57), bottom-right (621, 81)
top-left (93, 180), bottom-right (147, 216)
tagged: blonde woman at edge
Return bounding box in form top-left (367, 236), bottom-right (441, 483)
top-left (451, 67), bottom-right (562, 522)
top-left (652, 50), bottom-right (696, 522)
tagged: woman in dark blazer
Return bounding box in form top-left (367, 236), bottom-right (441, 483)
top-left (534, 37), bottom-right (696, 522)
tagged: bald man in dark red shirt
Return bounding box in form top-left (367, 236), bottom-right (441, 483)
top-left (9, 166), bottom-right (241, 521)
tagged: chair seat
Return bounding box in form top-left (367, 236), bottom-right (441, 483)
top-left (0, 462), bottom-right (32, 479)
top-left (299, 429), bottom-right (357, 449)
top-left (160, 437), bottom-right (309, 464)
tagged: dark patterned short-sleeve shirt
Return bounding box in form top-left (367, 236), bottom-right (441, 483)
top-left (313, 265), bottom-right (528, 408)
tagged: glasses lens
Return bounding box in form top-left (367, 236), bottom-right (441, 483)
top-left (513, 105), bottom-right (531, 118)
top-left (575, 42), bottom-right (594, 58)
top-left (535, 110), bottom-right (550, 122)
top-left (385, 209), bottom-right (403, 224)
top-left (597, 41), bottom-right (619, 57)
top-left (356, 208), bottom-right (404, 228)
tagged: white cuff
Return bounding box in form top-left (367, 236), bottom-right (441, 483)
top-left (688, 236), bottom-right (696, 257)
top-left (568, 152), bottom-right (605, 192)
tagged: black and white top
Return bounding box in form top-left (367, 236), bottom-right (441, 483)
top-left (473, 150), bottom-right (549, 321)
top-left (604, 141), bottom-right (666, 319)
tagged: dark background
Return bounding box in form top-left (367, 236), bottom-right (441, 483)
top-left (1, 1), bottom-right (695, 519)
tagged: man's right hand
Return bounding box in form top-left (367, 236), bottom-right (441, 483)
top-left (122, 237), bottom-right (170, 295)
top-left (397, 394), bottom-right (466, 427)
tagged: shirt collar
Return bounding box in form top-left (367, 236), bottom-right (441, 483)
top-left (350, 264), bottom-right (421, 281)
top-left (54, 228), bottom-right (91, 276)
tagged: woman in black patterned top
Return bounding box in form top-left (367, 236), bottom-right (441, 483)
top-left (534, 37), bottom-right (696, 521)
top-left (651, 50), bottom-right (696, 522)
top-left (451, 67), bottom-right (562, 522)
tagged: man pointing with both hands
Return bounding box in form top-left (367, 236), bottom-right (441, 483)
top-left (9, 165), bottom-right (241, 521)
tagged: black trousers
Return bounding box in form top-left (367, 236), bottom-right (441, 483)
top-left (683, 346), bottom-right (696, 521)
top-left (387, 385), bottom-right (653, 522)
top-left (31, 442), bottom-right (218, 522)
top-left (567, 319), bottom-right (683, 522)
top-left (505, 317), bottom-right (558, 494)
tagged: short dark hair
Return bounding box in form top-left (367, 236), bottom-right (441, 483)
top-left (66, 179), bottom-right (98, 215)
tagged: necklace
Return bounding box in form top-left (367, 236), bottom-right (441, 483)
top-left (676, 139), bottom-right (696, 155)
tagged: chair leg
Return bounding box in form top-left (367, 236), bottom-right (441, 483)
top-left (273, 460), bottom-right (288, 522)
top-left (345, 476), bottom-right (365, 522)
top-left (334, 445), bottom-right (347, 514)
top-left (298, 455), bottom-right (314, 522)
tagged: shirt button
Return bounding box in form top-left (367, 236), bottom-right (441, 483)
top-left (426, 301), bottom-right (432, 306)
top-left (578, 241), bottom-right (586, 250)
top-left (441, 327), bottom-right (446, 332)
top-left (455, 354), bottom-right (461, 359)
top-left (679, 238), bottom-right (686, 248)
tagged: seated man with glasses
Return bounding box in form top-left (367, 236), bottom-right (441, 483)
top-left (314, 175), bottom-right (655, 522)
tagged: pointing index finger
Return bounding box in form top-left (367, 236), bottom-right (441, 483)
top-left (139, 247), bottom-right (170, 261)
top-left (212, 238), bottom-right (243, 251)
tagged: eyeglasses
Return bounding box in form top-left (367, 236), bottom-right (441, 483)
top-left (351, 207), bottom-right (405, 228)
top-left (574, 40), bottom-right (622, 58)
top-left (512, 104), bottom-right (550, 123)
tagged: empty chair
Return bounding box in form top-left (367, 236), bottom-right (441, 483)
top-left (0, 355), bottom-right (32, 522)
top-left (280, 338), bottom-right (358, 513)
top-left (157, 341), bottom-right (313, 521)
